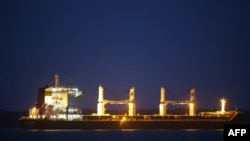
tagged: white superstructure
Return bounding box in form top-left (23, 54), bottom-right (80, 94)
top-left (29, 74), bottom-right (83, 121)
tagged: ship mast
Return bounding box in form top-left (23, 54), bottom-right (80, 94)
top-left (54, 74), bottom-right (59, 88)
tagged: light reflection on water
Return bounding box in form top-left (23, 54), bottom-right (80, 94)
top-left (0, 128), bottom-right (223, 141)
top-left (184, 129), bottom-right (223, 132)
top-left (30, 129), bottom-right (83, 132)
top-left (27, 128), bottom-right (224, 132)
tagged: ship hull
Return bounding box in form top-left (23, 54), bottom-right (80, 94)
top-left (19, 119), bottom-right (235, 130)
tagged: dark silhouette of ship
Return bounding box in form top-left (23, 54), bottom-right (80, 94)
top-left (19, 74), bottom-right (241, 130)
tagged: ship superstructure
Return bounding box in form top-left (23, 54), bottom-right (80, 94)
top-left (29, 74), bottom-right (83, 121)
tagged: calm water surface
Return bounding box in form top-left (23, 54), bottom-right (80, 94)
top-left (0, 128), bottom-right (223, 141)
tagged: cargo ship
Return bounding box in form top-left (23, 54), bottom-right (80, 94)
top-left (19, 74), bottom-right (241, 130)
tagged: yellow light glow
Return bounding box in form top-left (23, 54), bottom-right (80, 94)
top-left (189, 103), bottom-right (194, 116)
top-left (29, 107), bottom-right (39, 119)
top-left (220, 97), bottom-right (227, 114)
top-left (32, 107), bottom-right (36, 113)
top-left (52, 88), bottom-right (56, 92)
top-left (97, 103), bottom-right (105, 115)
top-left (128, 103), bottom-right (135, 116)
top-left (159, 104), bottom-right (166, 116)
top-left (121, 116), bottom-right (126, 122)
top-left (45, 96), bottom-right (52, 104)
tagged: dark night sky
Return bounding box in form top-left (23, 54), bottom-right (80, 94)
top-left (0, 0), bottom-right (249, 111)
